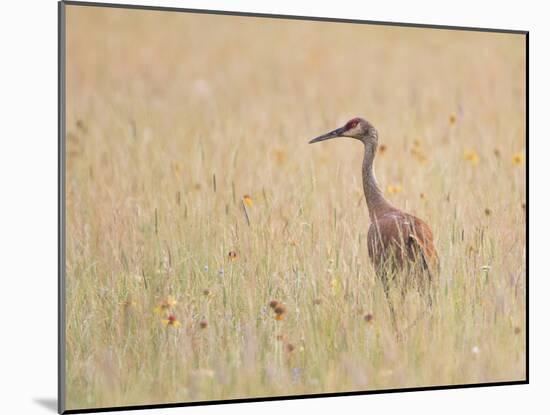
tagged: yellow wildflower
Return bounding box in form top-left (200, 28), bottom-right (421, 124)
top-left (463, 150), bottom-right (479, 166)
top-left (243, 194), bottom-right (253, 207)
top-left (273, 149), bottom-right (287, 165)
top-left (154, 296), bottom-right (177, 314)
top-left (512, 151), bottom-right (525, 166)
top-left (387, 184), bottom-right (402, 194)
top-left (162, 313), bottom-right (181, 328)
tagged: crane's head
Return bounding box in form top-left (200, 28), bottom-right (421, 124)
top-left (309, 117), bottom-right (378, 146)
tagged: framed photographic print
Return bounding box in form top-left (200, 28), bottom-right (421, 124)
top-left (58, 1), bottom-right (528, 413)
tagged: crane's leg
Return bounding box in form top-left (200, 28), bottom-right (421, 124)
top-left (416, 269), bottom-right (433, 308)
top-left (380, 272), bottom-right (399, 337)
top-left (407, 235), bottom-right (434, 308)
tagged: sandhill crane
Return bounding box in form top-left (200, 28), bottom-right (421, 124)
top-left (309, 117), bottom-right (438, 328)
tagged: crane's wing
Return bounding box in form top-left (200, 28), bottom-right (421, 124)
top-left (407, 233), bottom-right (433, 280)
top-left (368, 211), bottom-right (438, 273)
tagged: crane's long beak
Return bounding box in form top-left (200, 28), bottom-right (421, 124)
top-left (308, 126), bottom-right (346, 144)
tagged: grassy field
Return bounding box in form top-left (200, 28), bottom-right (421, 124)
top-left (64, 5), bottom-right (526, 411)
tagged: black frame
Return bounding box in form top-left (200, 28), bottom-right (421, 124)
top-left (58, 1), bottom-right (529, 413)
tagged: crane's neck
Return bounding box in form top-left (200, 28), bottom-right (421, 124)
top-left (362, 142), bottom-right (394, 222)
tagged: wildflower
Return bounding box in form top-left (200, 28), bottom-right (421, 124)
top-left (274, 304), bottom-right (287, 321)
top-left (199, 319), bottom-right (208, 329)
top-left (162, 313), bottom-right (181, 328)
top-left (154, 296), bottom-right (177, 314)
top-left (512, 151), bottom-right (525, 166)
top-left (411, 145), bottom-right (428, 164)
top-left (411, 147), bottom-right (427, 164)
top-left (76, 119), bottom-right (88, 133)
top-left (243, 194), bottom-right (253, 207)
top-left (273, 149), bottom-right (287, 165)
top-left (364, 313), bottom-right (374, 324)
top-left (228, 250), bottom-right (238, 261)
top-left (463, 150), bottom-right (479, 166)
top-left (387, 184), bottom-right (402, 194)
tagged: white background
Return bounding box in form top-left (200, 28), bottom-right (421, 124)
top-left (0, 0), bottom-right (543, 414)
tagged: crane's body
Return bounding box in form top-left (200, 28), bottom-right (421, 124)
top-left (309, 117), bottom-right (438, 326)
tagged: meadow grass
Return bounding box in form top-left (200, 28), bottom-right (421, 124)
top-left (64, 6), bottom-right (526, 410)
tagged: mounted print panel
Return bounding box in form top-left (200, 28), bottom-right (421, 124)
top-left (59, 1), bottom-right (527, 413)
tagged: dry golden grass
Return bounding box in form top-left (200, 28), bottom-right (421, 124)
top-left (64, 5), bottom-right (526, 411)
